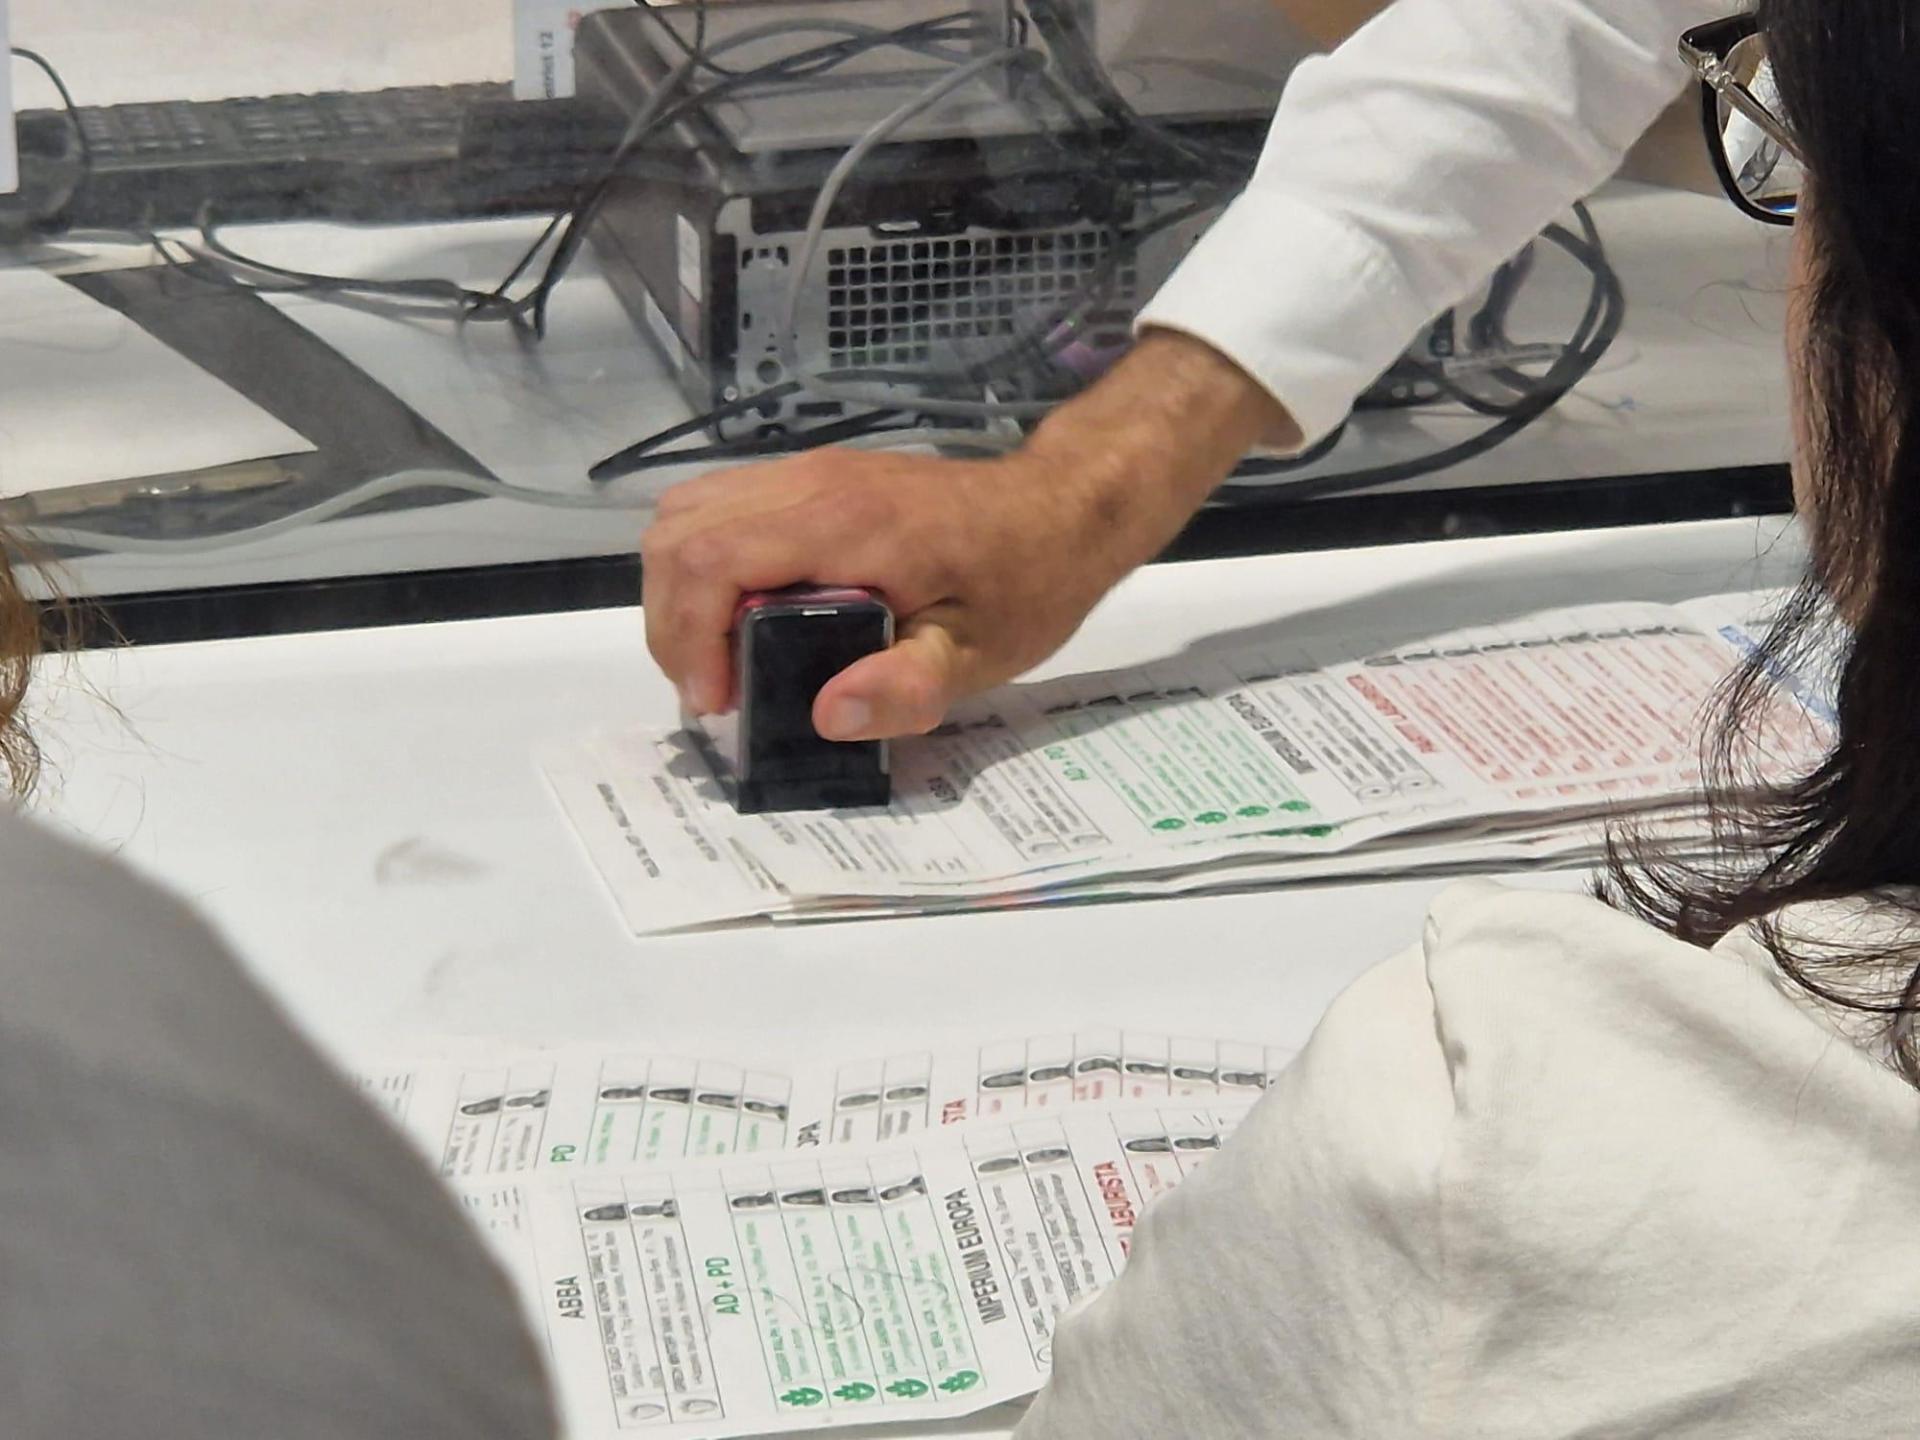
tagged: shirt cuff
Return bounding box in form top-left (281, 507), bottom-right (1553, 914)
top-left (1134, 189), bottom-right (1429, 448)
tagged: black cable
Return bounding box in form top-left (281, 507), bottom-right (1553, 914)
top-left (88, 216), bottom-right (403, 317)
top-left (11, 47), bottom-right (91, 228)
top-left (1218, 201), bottom-right (1625, 501)
top-left (12, 47), bottom-right (88, 167)
top-left (583, 6), bottom-right (1215, 471)
top-left (590, 391), bottom-right (911, 481)
top-left (148, 7), bottom-right (1026, 486)
top-left (193, 205), bottom-right (525, 316)
top-left (584, 21), bottom-right (1617, 500)
top-left (1022, 0), bottom-right (1256, 185)
top-left (17, 46), bottom-right (523, 316)
top-left (510, 11), bottom-right (990, 338)
top-left (28, 12), bottom-right (1624, 538)
top-left (156, 12), bottom-right (988, 333)
top-left (1468, 243), bottom-right (1532, 352)
top-left (601, 191), bottom-right (1607, 494)
top-left (1444, 206), bottom-right (1613, 413)
top-left (125, 3), bottom-right (1194, 357)
top-left (1355, 209), bottom-right (1613, 419)
top-left (50, 0), bottom-right (1610, 506)
top-left (1250, 421), bottom-right (1348, 474)
top-left (641, 0), bottom-right (730, 78)
top-left (589, 181), bottom-right (1223, 482)
top-left (597, 381), bottom-right (803, 478)
top-left (633, 0), bottom-right (985, 82)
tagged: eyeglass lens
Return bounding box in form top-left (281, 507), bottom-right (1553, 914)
top-left (1716, 33), bottom-right (1800, 217)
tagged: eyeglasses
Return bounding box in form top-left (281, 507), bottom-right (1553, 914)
top-left (1679, 14), bottom-right (1803, 225)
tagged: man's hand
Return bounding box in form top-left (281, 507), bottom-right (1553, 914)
top-left (641, 330), bottom-right (1295, 741)
top-left (644, 449), bottom-right (1125, 739)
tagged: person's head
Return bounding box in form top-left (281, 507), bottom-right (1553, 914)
top-left (0, 545), bottom-right (41, 798)
top-left (1765, 0), bottom-right (1920, 616)
top-left (1610, 3), bottom-right (1920, 1076)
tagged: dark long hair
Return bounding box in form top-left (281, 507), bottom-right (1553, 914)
top-left (1604, 0), bottom-right (1920, 1079)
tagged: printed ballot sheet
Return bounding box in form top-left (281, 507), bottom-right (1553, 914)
top-left (355, 1031), bottom-right (1295, 1178)
top-left (464, 1105), bottom-right (1246, 1439)
top-left (545, 593), bottom-right (1831, 932)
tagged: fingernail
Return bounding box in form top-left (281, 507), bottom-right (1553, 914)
top-left (819, 697), bottom-right (872, 740)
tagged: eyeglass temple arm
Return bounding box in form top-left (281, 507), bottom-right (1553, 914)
top-left (1680, 38), bottom-right (1802, 158)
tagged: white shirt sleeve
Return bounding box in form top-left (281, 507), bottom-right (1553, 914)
top-left (1137, 0), bottom-right (1724, 444)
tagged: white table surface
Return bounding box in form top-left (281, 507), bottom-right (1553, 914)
top-left (39, 512), bottom-right (1805, 1065)
top-left (31, 511), bottom-right (1805, 1440)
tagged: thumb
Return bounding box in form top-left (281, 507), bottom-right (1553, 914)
top-left (814, 614), bottom-right (973, 741)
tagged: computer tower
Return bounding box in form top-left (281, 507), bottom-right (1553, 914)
top-left (574, 1), bottom-right (1296, 440)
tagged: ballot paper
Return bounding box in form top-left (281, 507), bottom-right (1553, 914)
top-left (462, 1104), bottom-right (1246, 1439)
top-left (354, 1031), bottom-right (1295, 1177)
top-left (546, 592), bottom-right (1831, 931)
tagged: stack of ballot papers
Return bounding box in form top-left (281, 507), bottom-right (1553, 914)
top-left (354, 1031), bottom-right (1286, 1438)
top-left (544, 592), bottom-right (1833, 932)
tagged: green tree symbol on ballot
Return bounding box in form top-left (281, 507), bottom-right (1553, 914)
top-left (1152, 818), bottom-right (1186, 832)
top-left (834, 1384), bottom-right (877, 1402)
top-left (781, 1388), bottom-right (825, 1407)
top-left (886, 1380), bottom-right (931, 1398)
top-left (1237, 805), bottom-right (1270, 818)
top-left (1195, 811), bottom-right (1229, 825)
top-left (939, 1371), bottom-right (982, 1394)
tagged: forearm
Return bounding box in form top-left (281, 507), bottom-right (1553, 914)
top-left (1021, 330), bottom-right (1292, 584)
top-left (1143, 0), bottom-right (1721, 444)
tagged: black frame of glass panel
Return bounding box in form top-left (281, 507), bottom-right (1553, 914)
top-left (62, 464), bottom-right (1792, 648)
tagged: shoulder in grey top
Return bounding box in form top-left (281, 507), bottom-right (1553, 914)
top-left (0, 809), bottom-right (554, 1440)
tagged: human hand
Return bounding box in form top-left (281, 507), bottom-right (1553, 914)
top-left (643, 447), bottom-right (1139, 740)
top-left (641, 331), bottom-right (1294, 740)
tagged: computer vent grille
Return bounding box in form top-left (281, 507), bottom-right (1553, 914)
top-left (823, 228), bottom-right (1135, 369)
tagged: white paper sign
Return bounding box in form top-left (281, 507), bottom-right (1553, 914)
top-left (0, 3), bottom-right (19, 196)
top-left (513, 0), bottom-right (622, 99)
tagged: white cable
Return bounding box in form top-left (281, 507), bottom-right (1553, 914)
top-left (12, 470), bottom-right (663, 557)
top-left (10, 422), bottom-right (1020, 558)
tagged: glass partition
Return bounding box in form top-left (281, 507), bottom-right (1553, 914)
top-left (0, 0), bottom-right (1791, 615)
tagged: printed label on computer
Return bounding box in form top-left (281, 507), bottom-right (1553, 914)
top-left (512, 0), bottom-right (621, 99)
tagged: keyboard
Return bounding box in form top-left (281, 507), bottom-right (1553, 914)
top-left (18, 83), bottom-right (627, 229)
